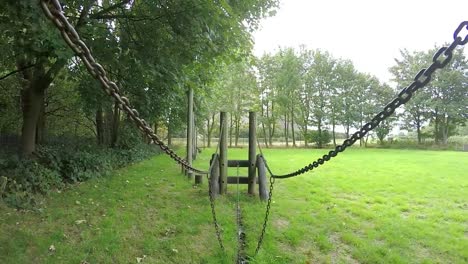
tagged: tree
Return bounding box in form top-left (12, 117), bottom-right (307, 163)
top-left (390, 47), bottom-right (468, 145)
top-left (257, 54), bottom-right (279, 147)
top-left (390, 49), bottom-right (432, 144)
top-left (274, 48), bottom-right (302, 147)
top-left (0, 0), bottom-right (279, 156)
top-left (331, 59), bottom-right (359, 145)
top-left (305, 50), bottom-right (335, 149)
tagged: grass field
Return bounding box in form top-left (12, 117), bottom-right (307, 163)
top-left (0, 148), bottom-right (467, 263)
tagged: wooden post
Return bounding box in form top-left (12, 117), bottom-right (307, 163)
top-left (257, 154), bottom-right (269, 201)
top-left (192, 114), bottom-right (197, 161)
top-left (186, 88), bottom-right (194, 179)
top-left (219, 112), bottom-right (228, 195)
top-left (195, 174), bottom-right (203, 184)
top-left (209, 154), bottom-right (220, 196)
top-left (248, 111), bottom-right (256, 195)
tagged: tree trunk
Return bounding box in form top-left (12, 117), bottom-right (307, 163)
top-left (36, 100), bottom-right (46, 145)
top-left (234, 115), bottom-right (240, 147)
top-left (416, 114), bottom-right (422, 144)
top-left (304, 126), bottom-right (308, 147)
top-left (260, 101), bottom-right (268, 147)
top-left (332, 117), bottom-right (336, 147)
top-left (105, 106), bottom-right (113, 146)
top-left (442, 116), bottom-right (449, 145)
top-left (270, 101), bottom-right (275, 147)
top-left (167, 122), bottom-right (172, 146)
top-left (291, 108), bottom-right (296, 147)
top-left (96, 106), bottom-right (105, 145)
top-left (20, 86), bottom-right (45, 156)
top-left (345, 123), bottom-right (350, 138)
top-left (110, 102), bottom-right (120, 147)
top-left (229, 112), bottom-right (233, 147)
top-left (261, 121), bottom-right (268, 147)
top-left (284, 113), bottom-right (289, 147)
top-left (207, 117), bottom-right (212, 148)
top-left (317, 119), bottom-right (322, 149)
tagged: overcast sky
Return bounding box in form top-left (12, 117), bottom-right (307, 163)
top-left (253, 0), bottom-right (468, 85)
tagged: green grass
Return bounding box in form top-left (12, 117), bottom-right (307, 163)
top-left (1, 148), bottom-right (467, 263)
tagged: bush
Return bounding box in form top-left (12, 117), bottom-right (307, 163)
top-left (0, 142), bottom-right (160, 209)
top-left (0, 157), bottom-right (63, 209)
top-left (306, 130), bottom-right (332, 148)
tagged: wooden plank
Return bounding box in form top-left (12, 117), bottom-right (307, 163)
top-left (227, 160), bottom-right (250, 167)
top-left (227, 176), bottom-right (250, 184)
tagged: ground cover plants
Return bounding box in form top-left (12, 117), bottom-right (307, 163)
top-left (0, 148), bottom-right (466, 263)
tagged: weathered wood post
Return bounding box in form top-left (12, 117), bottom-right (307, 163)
top-left (248, 111), bottom-right (256, 195)
top-left (219, 111), bottom-right (228, 195)
top-left (257, 154), bottom-right (269, 201)
top-left (186, 88), bottom-right (194, 179)
top-left (192, 115), bottom-right (197, 161)
top-left (209, 153), bottom-right (220, 196)
top-left (195, 174), bottom-right (203, 184)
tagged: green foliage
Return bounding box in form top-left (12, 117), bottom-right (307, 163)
top-left (0, 157), bottom-right (63, 209)
top-left (0, 143), bottom-right (159, 209)
top-left (1, 149), bottom-right (467, 263)
top-left (390, 47), bottom-right (468, 144)
top-left (306, 130), bottom-right (332, 147)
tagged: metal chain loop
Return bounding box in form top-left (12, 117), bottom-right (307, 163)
top-left (206, 122), bottom-right (226, 251)
top-left (208, 171), bottom-right (225, 250)
top-left (271, 20), bottom-right (468, 179)
top-left (40, 0), bottom-right (208, 175)
top-left (254, 155), bottom-right (275, 256)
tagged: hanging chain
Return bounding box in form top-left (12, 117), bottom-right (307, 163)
top-left (206, 122), bottom-right (226, 251)
top-left (40, 0), bottom-right (208, 175)
top-left (271, 21), bottom-right (468, 179)
top-left (254, 155), bottom-right (275, 256)
top-left (208, 169), bottom-right (225, 251)
top-left (235, 164), bottom-right (248, 264)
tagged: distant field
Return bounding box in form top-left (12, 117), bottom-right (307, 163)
top-left (0, 148), bottom-right (467, 263)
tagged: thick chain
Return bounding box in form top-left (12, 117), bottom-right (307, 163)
top-left (254, 155), bottom-right (275, 256)
top-left (271, 21), bottom-right (468, 179)
top-left (208, 171), bottom-right (225, 250)
top-left (40, 0), bottom-right (208, 175)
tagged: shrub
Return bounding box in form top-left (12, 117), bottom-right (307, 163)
top-left (306, 130), bottom-right (332, 148)
top-left (0, 142), bottom-right (160, 209)
top-left (0, 157), bottom-right (63, 209)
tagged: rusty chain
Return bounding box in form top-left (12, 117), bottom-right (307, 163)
top-left (271, 21), bottom-right (468, 179)
top-left (40, 0), bottom-right (208, 175)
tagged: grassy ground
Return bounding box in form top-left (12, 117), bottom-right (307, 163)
top-left (0, 148), bottom-right (467, 263)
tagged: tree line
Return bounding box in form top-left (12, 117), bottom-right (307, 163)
top-left (203, 47), bottom-right (467, 148)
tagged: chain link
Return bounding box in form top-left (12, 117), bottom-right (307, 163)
top-left (254, 155), bottom-right (275, 256)
top-left (40, 0), bottom-right (208, 175)
top-left (271, 21), bottom-right (468, 179)
top-left (208, 167), bottom-right (225, 251)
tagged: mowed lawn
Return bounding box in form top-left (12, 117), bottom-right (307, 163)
top-left (0, 148), bottom-right (467, 263)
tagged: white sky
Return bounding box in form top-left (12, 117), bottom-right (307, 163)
top-left (253, 0), bottom-right (468, 85)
